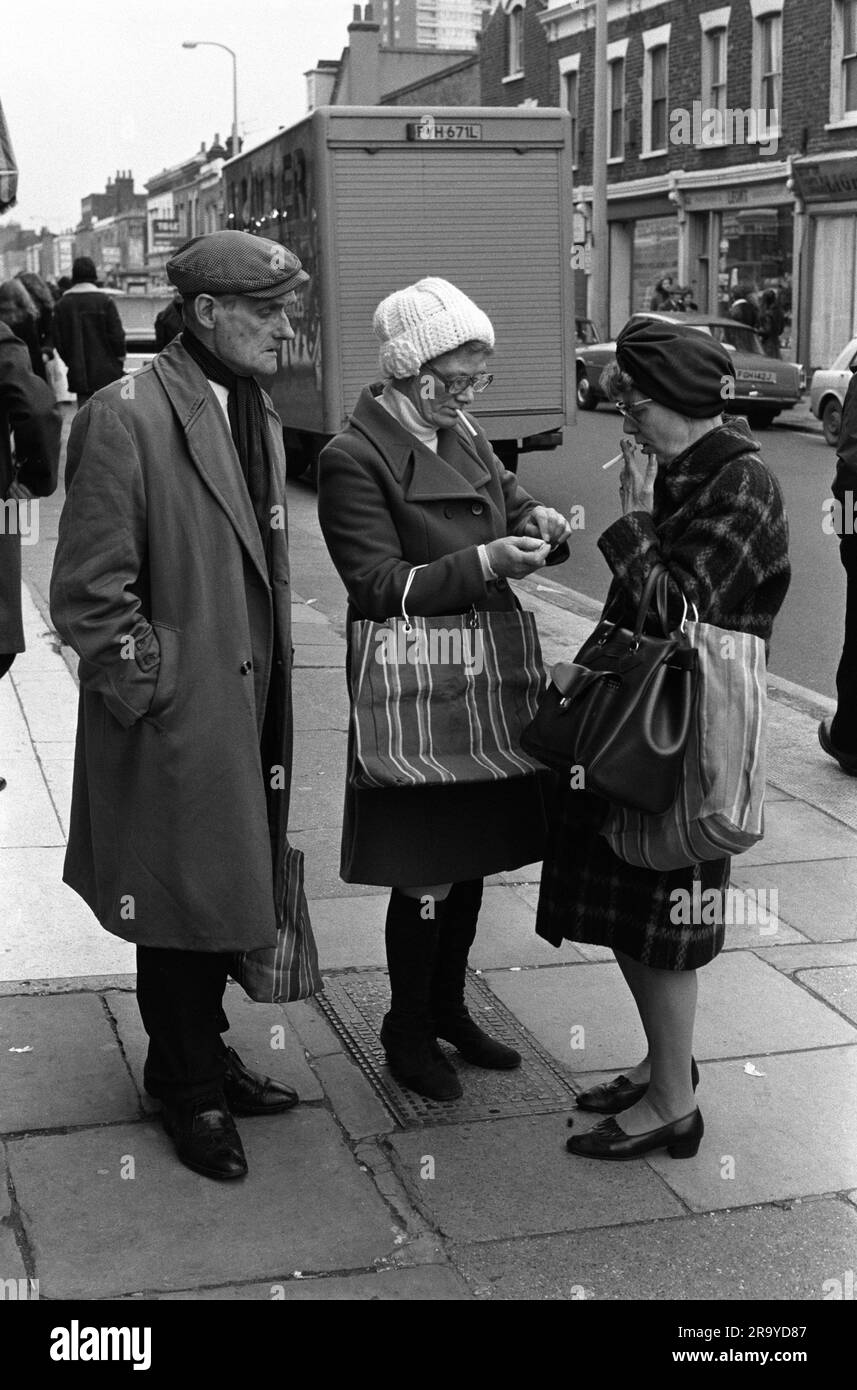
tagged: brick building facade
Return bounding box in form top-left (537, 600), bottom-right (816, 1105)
top-left (481, 0), bottom-right (857, 368)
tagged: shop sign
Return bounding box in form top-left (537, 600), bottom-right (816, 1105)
top-left (790, 156), bottom-right (857, 203)
top-left (682, 183), bottom-right (791, 211)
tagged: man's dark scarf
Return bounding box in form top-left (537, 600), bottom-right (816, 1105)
top-left (181, 328), bottom-right (272, 564)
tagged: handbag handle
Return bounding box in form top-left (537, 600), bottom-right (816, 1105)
top-left (400, 565), bottom-right (428, 632)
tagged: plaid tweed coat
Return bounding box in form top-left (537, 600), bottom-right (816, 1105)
top-left (536, 418), bottom-right (790, 970)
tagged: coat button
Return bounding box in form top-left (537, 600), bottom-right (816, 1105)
top-left (471, 502), bottom-right (484, 515)
top-left (443, 506), bottom-right (453, 518)
top-left (240, 660), bottom-right (253, 674)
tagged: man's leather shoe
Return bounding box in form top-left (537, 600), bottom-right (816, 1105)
top-left (566, 1108), bottom-right (704, 1161)
top-left (575, 1057), bottom-right (699, 1114)
top-left (161, 1096), bottom-right (248, 1180)
top-left (222, 1046), bottom-right (299, 1116)
top-left (818, 719), bottom-right (857, 776)
top-left (434, 1010), bottom-right (521, 1070)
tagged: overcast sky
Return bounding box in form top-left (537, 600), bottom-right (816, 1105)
top-left (1, 0), bottom-right (361, 231)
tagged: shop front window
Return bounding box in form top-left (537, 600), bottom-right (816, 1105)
top-left (633, 215), bottom-right (680, 313)
top-left (717, 206), bottom-right (793, 339)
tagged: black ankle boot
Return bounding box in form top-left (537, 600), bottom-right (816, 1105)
top-left (431, 880), bottom-right (522, 1071)
top-left (382, 889), bottom-right (462, 1102)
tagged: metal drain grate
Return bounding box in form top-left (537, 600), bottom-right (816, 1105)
top-left (317, 970), bottom-right (579, 1127)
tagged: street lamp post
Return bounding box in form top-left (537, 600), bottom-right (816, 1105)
top-left (590, 0), bottom-right (609, 340)
top-left (182, 40), bottom-right (239, 158)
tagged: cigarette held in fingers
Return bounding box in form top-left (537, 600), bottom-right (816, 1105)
top-left (456, 409), bottom-right (478, 437)
top-left (601, 453), bottom-right (623, 470)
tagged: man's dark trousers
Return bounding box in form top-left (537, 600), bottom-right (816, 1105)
top-left (136, 947), bottom-right (232, 1104)
top-left (832, 535), bottom-right (857, 754)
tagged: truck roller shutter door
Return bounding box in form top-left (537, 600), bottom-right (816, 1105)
top-left (331, 148), bottom-right (564, 424)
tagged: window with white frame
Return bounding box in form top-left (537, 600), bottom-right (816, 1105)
top-left (750, 0), bottom-right (783, 134)
top-left (607, 39), bottom-right (628, 161)
top-left (559, 54), bottom-right (581, 168)
top-left (642, 25), bottom-right (671, 155)
top-left (830, 0), bottom-right (857, 124)
top-left (699, 7), bottom-right (731, 128)
top-left (506, 4), bottom-right (524, 78)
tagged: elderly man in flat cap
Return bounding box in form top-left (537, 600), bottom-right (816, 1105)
top-left (51, 230), bottom-right (310, 1181)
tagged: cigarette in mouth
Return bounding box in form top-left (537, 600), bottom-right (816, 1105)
top-left (456, 409), bottom-right (478, 437)
top-left (601, 453), bottom-right (623, 470)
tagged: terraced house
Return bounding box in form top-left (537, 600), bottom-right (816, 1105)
top-left (481, 0), bottom-right (857, 369)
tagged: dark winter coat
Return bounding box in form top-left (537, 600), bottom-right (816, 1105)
top-left (536, 418), bottom-right (791, 970)
top-left (50, 338), bottom-right (294, 952)
top-left (52, 287), bottom-right (125, 394)
top-left (0, 323), bottom-right (60, 653)
top-left (317, 385), bottom-right (564, 886)
top-left (833, 369), bottom-right (857, 505)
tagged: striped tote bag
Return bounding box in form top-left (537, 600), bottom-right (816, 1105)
top-left (231, 845), bottom-right (323, 1002)
top-left (349, 569), bottom-right (547, 788)
top-left (600, 619), bottom-right (767, 869)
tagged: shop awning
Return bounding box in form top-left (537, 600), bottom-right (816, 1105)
top-left (0, 98), bottom-right (19, 212)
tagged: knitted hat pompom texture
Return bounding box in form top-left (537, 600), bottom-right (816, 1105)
top-left (373, 277), bottom-right (495, 378)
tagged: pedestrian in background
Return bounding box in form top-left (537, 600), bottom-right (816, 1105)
top-left (729, 287), bottom-right (759, 329)
top-left (52, 256), bottom-right (125, 408)
top-left (0, 314), bottom-right (61, 791)
top-left (819, 370), bottom-right (857, 776)
top-left (17, 271), bottom-right (56, 366)
top-left (154, 291), bottom-right (184, 351)
top-left (0, 278), bottom-right (45, 380)
top-left (50, 231), bottom-right (309, 1182)
top-left (757, 288), bottom-right (784, 358)
top-left (538, 320), bottom-right (790, 1162)
top-left (649, 276), bottom-right (677, 311)
top-left (318, 277), bottom-right (571, 1102)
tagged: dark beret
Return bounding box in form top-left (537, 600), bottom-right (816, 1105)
top-left (166, 230), bottom-right (308, 299)
top-left (616, 318), bottom-right (736, 418)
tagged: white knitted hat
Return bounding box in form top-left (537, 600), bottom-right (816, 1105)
top-left (373, 277), bottom-right (495, 378)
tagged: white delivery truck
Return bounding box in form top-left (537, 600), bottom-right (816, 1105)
top-left (222, 105), bottom-right (575, 475)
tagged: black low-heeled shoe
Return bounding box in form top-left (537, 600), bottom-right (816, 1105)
top-left (574, 1056), bottom-right (700, 1115)
top-left (566, 1108), bottom-right (704, 1161)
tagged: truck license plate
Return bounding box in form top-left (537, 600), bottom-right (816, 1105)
top-left (407, 118), bottom-right (483, 142)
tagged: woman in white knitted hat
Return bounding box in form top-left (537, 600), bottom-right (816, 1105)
top-left (318, 278), bottom-right (571, 1102)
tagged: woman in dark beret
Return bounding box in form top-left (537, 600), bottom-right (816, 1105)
top-left (537, 319), bottom-right (790, 1162)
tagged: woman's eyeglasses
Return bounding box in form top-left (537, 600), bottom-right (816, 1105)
top-left (426, 367), bottom-right (494, 396)
top-left (614, 397), bottom-right (653, 421)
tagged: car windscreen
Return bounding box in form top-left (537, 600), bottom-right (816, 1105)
top-left (706, 323), bottom-right (765, 355)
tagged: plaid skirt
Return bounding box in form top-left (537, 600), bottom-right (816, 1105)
top-left (536, 781), bottom-right (729, 972)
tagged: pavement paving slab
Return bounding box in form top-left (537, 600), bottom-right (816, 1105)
top-left (794, 966), bottom-right (857, 1025)
top-left (732, 861), bottom-right (857, 942)
top-left (450, 1198), bottom-right (857, 1301)
top-left (0, 993), bottom-right (139, 1132)
top-left (8, 1113), bottom-right (404, 1299)
top-left (643, 1048), bottom-right (857, 1210)
top-left (0, 849), bottom-right (136, 982)
top-left (8, 672), bottom-right (79, 744)
top-left (289, 830), bottom-right (379, 898)
top-left (736, 803), bottom-right (857, 866)
top-left (104, 984), bottom-right (325, 1113)
top-left (0, 1151), bottom-right (28, 1285)
top-left (291, 670), bottom-right (350, 732)
top-left (290, 731), bottom-right (348, 832)
top-left (0, 755), bottom-right (65, 848)
top-left (311, 1054), bottom-right (396, 1139)
top-left (294, 645), bottom-right (348, 669)
top-left (754, 942), bottom-right (857, 972)
top-left (486, 952), bottom-right (857, 1074)
top-left (387, 1114), bottom-right (684, 1242)
top-left (149, 1265), bottom-right (473, 1299)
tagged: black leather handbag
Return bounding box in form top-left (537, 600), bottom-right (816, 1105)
top-left (520, 564), bottom-right (699, 813)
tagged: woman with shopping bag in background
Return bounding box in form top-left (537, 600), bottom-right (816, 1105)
top-left (318, 277), bottom-right (570, 1102)
top-left (535, 319), bottom-right (790, 1162)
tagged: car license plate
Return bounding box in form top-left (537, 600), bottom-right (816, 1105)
top-left (737, 369), bottom-right (777, 384)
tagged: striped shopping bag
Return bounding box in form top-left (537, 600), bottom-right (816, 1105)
top-left (600, 619), bottom-right (768, 869)
top-left (231, 845), bottom-right (323, 1002)
top-left (348, 593), bottom-right (547, 789)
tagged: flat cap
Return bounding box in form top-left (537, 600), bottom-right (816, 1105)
top-left (166, 229), bottom-right (308, 299)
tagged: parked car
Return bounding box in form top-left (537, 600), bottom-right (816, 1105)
top-left (810, 335), bottom-right (857, 446)
top-left (576, 311), bottom-right (804, 428)
top-left (112, 293), bottom-right (174, 375)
